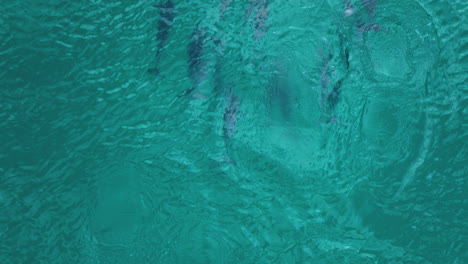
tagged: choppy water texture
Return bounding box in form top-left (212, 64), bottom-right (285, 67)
top-left (0, 0), bottom-right (467, 263)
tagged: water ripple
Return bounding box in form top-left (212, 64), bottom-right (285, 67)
top-left (0, 0), bottom-right (466, 263)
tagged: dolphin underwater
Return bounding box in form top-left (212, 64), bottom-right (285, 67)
top-left (223, 93), bottom-right (239, 138)
top-left (188, 27), bottom-right (208, 85)
top-left (343, 0), bottom-right (355, 16)
top-left (218, 0), bottom-right (233, 20)
top-left (362, 0), bottom-right (378, 20)
top-left (268, 65), bottom-right (293, 121)
top-left (253, 0), bottom-right (268, 41)
top-left (177, 26), bottom-right (211, 97)
top-left (147, 0), bottom-right (176, 75)
top-left (245, 0), bottom-right (267, 21)
top-left (356, 0), bottom-right (380, 34)
top-left (319, 50), bottom-right (347, 123)
top-left (245, 0), bottom-right (269, 42)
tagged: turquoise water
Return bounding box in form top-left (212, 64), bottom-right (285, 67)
top-left (0, 0), bottom-right (466, 263)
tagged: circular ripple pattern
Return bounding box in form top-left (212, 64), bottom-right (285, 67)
top-left (0, 0), bottom-right (466, 263)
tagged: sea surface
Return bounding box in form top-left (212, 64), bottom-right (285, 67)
top-left (0, 0), bottom-right (466, 263)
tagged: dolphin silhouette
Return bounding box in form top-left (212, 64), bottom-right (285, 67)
top-left (188, 27), bottom-right (208, 87)
top-left (147, 0), bottom-right (176, 75)
top-left (245, 0), bottom-right (269, 42)
top-left (362, 0), bottom-right (378, 20)
top-left (319, 50), bottom-right (346, 123)
top-left (218, 0), bottom-right (233, 20)
top-left (176, 26), bottom-right (209, 98)
top-left (223, 93), bottom-right (239, 138)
